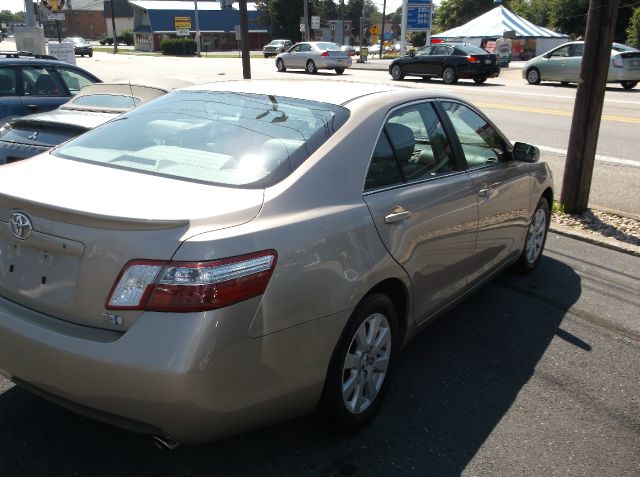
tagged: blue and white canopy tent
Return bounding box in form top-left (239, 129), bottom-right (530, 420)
top-left (432, 6), bottom-right (569, 59)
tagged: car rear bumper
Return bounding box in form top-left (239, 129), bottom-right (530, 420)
top-left (457, 64), bottom-right (500, 78)
top-left (0, 294), bottom-right (347, 444)
top-left (320, 58), bottom-right (352, 69)
top-left (0, 141), bottom-right (49, 165)
top-left (74, 47), bottom-right (92, 55)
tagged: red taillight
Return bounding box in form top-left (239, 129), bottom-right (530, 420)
top-left (613, 55), bottom-right (624, 68)
top-left (105, 250), bottom-right (278, 312)
top-left (321, 51), bottom-right (329, 57)
top-left (467, 55), bottom-right (480, 63)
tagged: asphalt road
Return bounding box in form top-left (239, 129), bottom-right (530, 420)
top-left (75, 53), bottom-right (640, 215)
top-left (1, 233), bottom-right (639, 476)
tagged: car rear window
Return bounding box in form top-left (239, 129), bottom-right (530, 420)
top-left (316, 42), bottom-right (341, 50)
top-left (53, 90), bottom-right (350, 188)
top-left (70, 93), bottom-right (141, 109)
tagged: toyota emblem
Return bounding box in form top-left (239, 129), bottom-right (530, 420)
top-left (9, 212), bottom-right (33, 240)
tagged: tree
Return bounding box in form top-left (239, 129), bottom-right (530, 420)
top-left (627, 7), bottom-right (640, 48)
top-left (257, 0), bottom-right (304, 41)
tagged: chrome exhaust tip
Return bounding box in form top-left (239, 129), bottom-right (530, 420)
top-left (152, 435), bottom-right (180, 450)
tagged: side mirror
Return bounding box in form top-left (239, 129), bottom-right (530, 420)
top-left (513, 142), bottom-right (540, 163)
top-left (409, 50), bottom-right (415, 57)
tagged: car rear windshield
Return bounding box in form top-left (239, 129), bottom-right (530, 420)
top-left (456, 44), bottom-right (490, 54)
top-left (316, 42), bottom-right (341, 50)
top-left (53, 90), bottom-right (350, 188)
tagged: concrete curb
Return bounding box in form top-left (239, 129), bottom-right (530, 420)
top-left (549, 223), bottom-right (640, 257)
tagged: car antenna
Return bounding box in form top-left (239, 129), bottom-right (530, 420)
top-left (128, 82), bottom-right (136, 108)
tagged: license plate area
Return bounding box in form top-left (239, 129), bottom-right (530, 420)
top-left (484, 59), bottom-right (491, 64)
top-left (0, 225), bottom-right (84, 308)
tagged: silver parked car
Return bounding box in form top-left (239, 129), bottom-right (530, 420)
top-left (276, 41), bottom-right (352, 74)
top-left (523, 41), bottom-right (640, 90)
top-left (0, 80), bottom-right (552, 446)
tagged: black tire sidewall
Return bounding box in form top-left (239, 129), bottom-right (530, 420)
top-left (321, 293), bottom-right (398, 431)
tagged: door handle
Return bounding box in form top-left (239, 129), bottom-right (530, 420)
top-left (477, 188), bottom-right (490, 198)
top-left (27, 105), bottom-right (41, 111)
top-left (384, 208), bottom-right (412, 224)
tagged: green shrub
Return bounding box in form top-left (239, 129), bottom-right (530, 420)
top-left (117, 30), bottom-right (134, 46)
top-left (160, 38), bottom-right (197, 55)
top-left (627, 7), bottom-right (640, 49)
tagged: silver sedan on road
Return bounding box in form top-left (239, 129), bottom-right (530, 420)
top-left (0, 80), bottom-right (552, 446)
top-left (275, 41), bottom-right (352, 74)
top-left (523, 41), bottom-right (640, 90)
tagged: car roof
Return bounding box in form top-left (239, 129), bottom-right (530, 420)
top-left (59, 83), bottom-right (171, 113)
top-left (0, 55), bottom-right (78, 66)
top-left (180, 79), bottom-right (460, 107)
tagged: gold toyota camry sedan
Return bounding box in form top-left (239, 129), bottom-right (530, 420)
top-left (0, 80), bottom-right (553, 446)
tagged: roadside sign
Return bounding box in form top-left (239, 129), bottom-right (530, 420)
top-left (47, 13), bottom-right (65, 21)
top-left (370, 25), bottom-right (380, 35)
top-left (176, 29), bottom-right (190, 36)
top-left (47, 42), bottom-right (76, 65)
top-left (300, 24), bottom-right (306, 32)
top-left (311, 16), bottom-right (320, 29)
top-left (174, 16), bottom-right (192, 30)
top-left (234, 25), bottom-right (241, 41)
top-left (407, 6), bottom-right (431, 30)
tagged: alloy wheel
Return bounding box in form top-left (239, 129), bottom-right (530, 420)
top-left (525, 207), bottom-right (547, 264)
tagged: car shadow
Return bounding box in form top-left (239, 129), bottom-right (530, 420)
top-left (528, 82), bottom-right (639, 93)
top-left (0, 255), bottom-right (582, 476)
top-left (400, 78), bottom-right (506, 87)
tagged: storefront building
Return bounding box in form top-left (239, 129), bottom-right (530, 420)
top-left (127, 1), bottom-right (267, 52)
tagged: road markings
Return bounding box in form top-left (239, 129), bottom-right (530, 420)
top-left (475, 102), bottom-right (640, 124)
top-left (538, 145), bottom-right (640, 168)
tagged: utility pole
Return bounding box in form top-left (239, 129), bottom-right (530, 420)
top-left (380, 0), bottom-right (386, 59)
top-left (239, 0), bottom-right (251, 78)
top-left (109, 0), bottom-right (118, 54)
top-left (25, 0), bottom-right (37, 27)
top-left (303, 0), bottom-right (309, 41)
top-left (360, 1), bottom-right (365, 47)
top-left (194, 0), bottom-right (201, 57)
top-left (560, 0), bottom-right (619, 214)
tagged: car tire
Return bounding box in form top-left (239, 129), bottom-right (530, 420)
top-left (526, 67), bottom-right (541, 85)
top-left (306, 60), bottom-right (318, 74)
top-left (516, 197), bottom-right (550, 273)
top-left (264, 54), bottom-right (269, 58)
top-left (321, 293), bottom-right (398, 431)
top-left (621, 81), bottom-right (638, 90)
top-left (89, 52), bottom-right (93, 58)
top-left (421, 76), bottom-right (431, 81)
top-left (442, 66), bottom-right (458, 84)
top-left (390, 64), bottom-right (404, 81)
top-left (276, 58), bottom-right (286, 72)
top-left (473, 75), bottom-right (487, 84)
top-left (335, 68), bottom-right (345, 75)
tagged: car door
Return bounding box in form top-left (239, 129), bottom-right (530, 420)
top-left (542, 44), bottom-right (573, 81)
top-left (404, 47), bottom-right (432, 76)
top-left (0, 66), bottom-right (24, 124)
top-left (438, 100), bottom-right (531, 284)
top-left (560, 43), bottom-right (583, 81)
top-left (19, 65), bottom-right (69, 116)
top-left (289, 43), bottom-right (311, 68)
top-left (363, 101), bottom-right (479, 323)
top-left (425, 45), bottom-right (451, 76)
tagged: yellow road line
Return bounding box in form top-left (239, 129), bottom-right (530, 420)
top-left (474, 102), bottom-right (640, 124)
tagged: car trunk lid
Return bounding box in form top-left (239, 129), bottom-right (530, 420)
top-left (0, 155), bottom-right (264, 331)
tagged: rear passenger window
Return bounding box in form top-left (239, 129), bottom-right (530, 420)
top-left (0, 67), bottom-right (17, 96)
top-left (439, 101), bottom-right (507, 169)
top-left (58, 68), bottom-right (96, 95)
top-left (22, 66), bottom-right (64, 96)
top-left (364, 102), bottom-right (456, 191)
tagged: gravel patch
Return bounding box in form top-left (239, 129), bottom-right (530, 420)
top-left (551, 208), bottom-right (640, 246)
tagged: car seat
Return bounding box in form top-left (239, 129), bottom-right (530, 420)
top-left (33, 74), bottom-right (59, 95)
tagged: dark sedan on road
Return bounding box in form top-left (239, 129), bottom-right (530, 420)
top-left (63, 37), bottom-right (93, 57)
top-left (389, 43), bottom-right (500, 84)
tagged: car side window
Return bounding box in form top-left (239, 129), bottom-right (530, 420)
top-left (364, 132), bottom-right (403, 191)
top-left (0, 67), bottom-right (17, 96)
top-left (570, 44), bottom-right (583, 57)
top-left (550, 46), bottom-right (571, 58)
top-left (439, 101), bottom-right (507, 169)
top-left (22, 66), bottom-right (64, 96)
top-left (416, 47), bottom-right (431, 56)
top-left (57, 67), bottom-right (95, 95)
top-left (431, 46), bottom-right (446, 55)
top-left (364, 102), bottom-right (456, 192)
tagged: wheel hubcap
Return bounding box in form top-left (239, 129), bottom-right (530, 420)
top-left (525, 208), bottom-right (547, 263)
top-left (342, 313), bottom-right (391, 414)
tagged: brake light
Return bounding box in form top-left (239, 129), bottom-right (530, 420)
top-left (467, 55), bottom-right (480, 63)
top-left (106, 250), bottom-right (277, 312)
top-left (321, 51), bottom-right (329, 57)
top-left (613, 55), bottom-right (624, 68)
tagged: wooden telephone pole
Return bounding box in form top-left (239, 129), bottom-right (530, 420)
top-left (560, 0), bottom-right (619, 214)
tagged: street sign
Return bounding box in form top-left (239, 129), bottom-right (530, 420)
top-left (300, 24), bottom-right (306, 32)
top-left (311, 16), bottom-right (320, 29)
top-left (47, 13), bottom-right (65, 21)
top-left (407, 6), bottom-right (431, 30)
top-left (176, 29), bottom-right (190, 37)
top-left (234, 25), bottom-right (241, 41)
top-left (174, 16), bottom-right (192, 30)
top-left (47, 42), bottom-right (75, 65)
